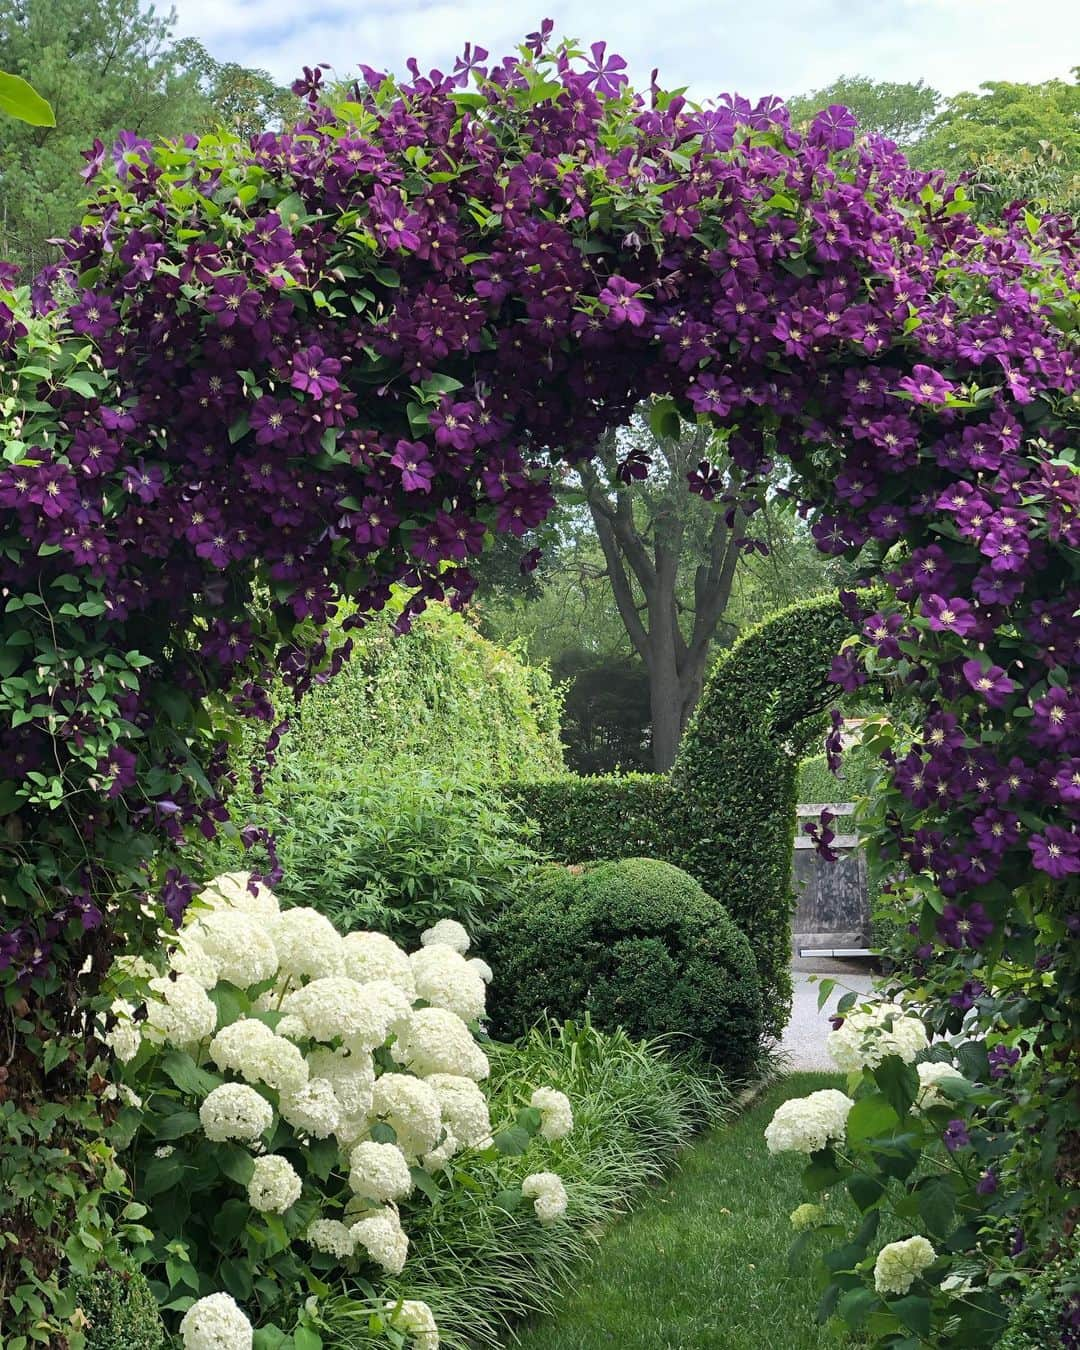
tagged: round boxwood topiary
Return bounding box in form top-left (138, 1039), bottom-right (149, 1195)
top-left (69, 1269), bottom-right (165, 1350)
top-left (484, 857), bottom-right (764, 1075)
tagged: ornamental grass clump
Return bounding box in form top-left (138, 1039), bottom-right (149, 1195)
top-left (101, 874), bottom-right (575, 1344)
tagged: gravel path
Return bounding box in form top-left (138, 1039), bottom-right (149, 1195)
top-left (777, 966), bottom-right (876, 1071)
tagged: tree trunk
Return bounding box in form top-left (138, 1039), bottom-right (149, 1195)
top-left (648, 659), bottom-right (684, 771)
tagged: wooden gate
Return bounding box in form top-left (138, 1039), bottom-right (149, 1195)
top-left (792, 803), bottom-right (870, 956)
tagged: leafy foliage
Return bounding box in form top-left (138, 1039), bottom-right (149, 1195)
top-left (68, 1269), bottom-right (165, 1350)
top-left (485, 859), bottom-right (764, 1077)
top-left (214, 768), bottom-right (537, 944)
top-left (263, 603), bottom-right (563, 783)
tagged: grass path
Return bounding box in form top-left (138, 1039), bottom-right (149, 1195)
top-left (512, 1072), bottom-right (852, 1350)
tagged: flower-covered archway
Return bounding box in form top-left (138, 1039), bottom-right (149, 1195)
top-left (1, 24), bottom-right (1079, 1342)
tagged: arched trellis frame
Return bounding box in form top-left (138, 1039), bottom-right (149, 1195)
top-left (1, 29), bottom-right (1079, 1333)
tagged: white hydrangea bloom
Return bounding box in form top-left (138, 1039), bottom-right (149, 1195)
top-left (196, 871), bottom-right (280, 919)
top-left (199, 1083), bottom-right (274, 1144)
top-left (144, 974), bottom-right (217, 1050)
top-left (467, 957), bottom-right (493, 984)
top-left (916, 1061), bottom-right (966, 1110)
top-left (392, 1007), bottom-right (489, 1081)
top-left (873, 1236), bottom-right (937, 1296)
top-left (387, 1299), bottom-right (439, 1350)
top-left (103, 998), bottom-right (142, 1063)
top-left (247, 1154), bottom-right (302, 1214)
top-left (168, 935), bottom-right (220, 990)
top-left (530, 1087), bottom-right (573, 1141)
top-left (279, 1078), bottom-right (342, 1139)
top-left (342, 930), bottom-right (416, 996)
top-left (275, 1013), bottom-right (309, 1042)
top-left (421, 1127), bottom-right (458, 1173)
top-left (764, 1089), bottom-right (854, 1155)
top-left (186, 910), bottom-right (279, 989)
top-left (419, 918), bottom-right (471, 954)
top-left (425, 1074), bottom-right (491, 1149)
top-left (209, 1018), bottom-right (310, 1096)
top-left (348, 1139), bottom-right (413, 1202)
top-left (179, 1292), bottom-right (253, 1350)
top-left (350, 1208), bottom-right (409, 1275)
top-left (827, 1002), bottom-right (929, 1073)
top-left (409, 945), bottom-right (486, 1024)
top-left (522, 1171), bottom-right (568, 1224)
top-left (307, 1047), bottom-right (375, 1138)
top-left (307, 1218), bottom-right (356, 1260)
top-left (281, 977), bottom-right (406, 1048)
top-left (790, 1203), bottom-right (826, 1231)
top-left (271, 907), bottom-right (345, 982)
top-left (370, 1073), bottom-right (441, 1160)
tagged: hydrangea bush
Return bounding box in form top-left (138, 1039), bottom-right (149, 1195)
top-left (102, 873), bottom-right (573, 1346)
top-left (768, 994), bottom-right (1048, 1345)
top-left (0, 20), bottom-right (1078, 1342)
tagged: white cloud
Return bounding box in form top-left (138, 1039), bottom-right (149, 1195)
top-left (170, 0), bottom-right (1078, 100)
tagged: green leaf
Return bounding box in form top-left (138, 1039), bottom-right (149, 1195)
top-left (891, 1295), bottom-right (931, 1337)
top-left (916, 1176), bottom-right (956, 1239)
top-left (160, 1050), bottom-right (223, 1098)
top-left (208, 982), bottom-right (248, 1030)
top-left (515, 1106), bottom-right (543, 1135)
top-left (816, 978), bottom-right (836, 1011)
top-left (253, 1328), bottom-right (288, 1350)
top-left (220, 1256), bottom-right (254, 1303)
top-left (293, 1328), bottom-right (322, 1350)
top-left (838, 1287), bottom-right (878, 1329)
top-left (154, 1111), bottom-right (202, 1141)
top-left (874, 1056), bottom-right (919, 1119)
top-left (802, 1148), bottom-right (848, 1192)
top-left (846, 1093), bottom-right (900, 1145)
top-left (142, 1150), bottom-right (187, 1197)
top-left (217, 1144), bottom-right (256, 1186)
top-left (847, 1173), bottom-right (885, 1212)
top-left (409, 1165), bottom-right (441, 1201)
top-left (307, 1136), bottom-right (339, 1182)
top-left (212, 1198), bottom-right (251, 1248)
top-left (370, 1121), bottom-right (397, 1145)
top-left (492, 1125), bottom-right (532, 1156)
top-left (648, 397), bottom-right (681, 441)
top-left (0, 71), bottom-right (55, 126)
top-left (493, 1186), bottom-right (523, 1212)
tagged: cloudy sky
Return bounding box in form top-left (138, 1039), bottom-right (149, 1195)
top-left (169, 0), bottom-right (1079, 102)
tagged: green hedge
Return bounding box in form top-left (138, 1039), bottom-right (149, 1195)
top-left (505, 594), bottom-right (853, 1039)
top-left (485, 859), bottom-right (764, 1076)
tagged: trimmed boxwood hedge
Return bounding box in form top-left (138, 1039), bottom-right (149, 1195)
top-left (484, 858), bottom-right (764, 1076)
top-left (504, 594), bottom-right (852, 1038)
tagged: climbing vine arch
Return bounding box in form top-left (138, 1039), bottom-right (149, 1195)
top-left (2, 28), bottom-right (1079, 1325)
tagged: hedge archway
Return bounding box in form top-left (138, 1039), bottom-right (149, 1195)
top-left (1, 28), bottom-right (1079, 1341)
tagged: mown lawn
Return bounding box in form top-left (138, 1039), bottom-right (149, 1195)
top-left (513, 1072), bottom-right (854, 1350)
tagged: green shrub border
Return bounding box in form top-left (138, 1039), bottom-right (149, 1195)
top-left (504, 594), bottom-right (852, 1039)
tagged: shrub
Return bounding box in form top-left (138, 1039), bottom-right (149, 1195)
top-left (484, 858), bottom-right (764, 1076)
top-left (261, 604), bottom-right (564, 783)
top-left (212, 768), bottom-right (536, 944)
top-left (69, 1270), bottom-right (165, 1350)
